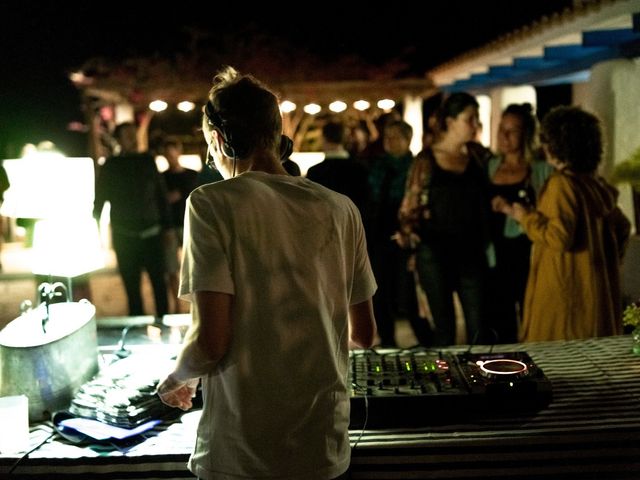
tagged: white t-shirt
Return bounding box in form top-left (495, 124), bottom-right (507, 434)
top-left (179, 171), bottom-right (377, 480)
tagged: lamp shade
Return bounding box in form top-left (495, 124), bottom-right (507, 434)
top-left (31, 218), bottom-right (105, 278)
top-left (0, 156), bottom-right (95, 219)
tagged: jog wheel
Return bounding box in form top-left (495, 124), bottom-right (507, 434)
top-left (476, 358), bottom-right (528, 380)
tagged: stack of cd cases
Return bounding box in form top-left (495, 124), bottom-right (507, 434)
top-left (69, 350), bottom-right (178, 428)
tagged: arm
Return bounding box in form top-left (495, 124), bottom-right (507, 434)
top-left (611, 206), bottom-right (632, 259)
top-left (157, 290), bottom-right (233, 410)
top-left (349, 298), bottom-right (376, 349)
top-left (501, 174), bottom-right (577, 251)
top-left (520, 175), bottom-right (578, 250)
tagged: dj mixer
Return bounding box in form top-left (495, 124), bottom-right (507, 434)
top-left (349, 349), bottom-right (552, 428)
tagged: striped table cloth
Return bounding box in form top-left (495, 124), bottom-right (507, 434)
top-left (2, 335), bottom-right (639, 479)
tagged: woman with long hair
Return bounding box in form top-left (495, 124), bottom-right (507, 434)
top-left (398, 92), bottom-right (493, 346)
top-left (486, 104), bottom-right (552, 343)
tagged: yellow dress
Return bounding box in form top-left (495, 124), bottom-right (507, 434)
top-left (520, 169), bottom-right (631, 341)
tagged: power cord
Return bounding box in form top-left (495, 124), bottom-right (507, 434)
top-left (8, 425), bottom-right (57, 474)
top-left (350, 381), bottom-right (369, 450)
top-left (349, 350), bottom-right (372, 450)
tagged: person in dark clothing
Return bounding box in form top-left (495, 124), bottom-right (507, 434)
top-left (162, 139), bottom-right (199, 313)
top-left (306, 121), bottom-right (369, 217)
top-left (398, 93), bottom-right (492, 347)
top-left (368, 120), bottom-right (432, 347)
top-left (94, 122), bottom-right (173, 318)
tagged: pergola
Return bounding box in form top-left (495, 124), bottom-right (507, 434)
top-left (70, 48), bottom-right (436, 160)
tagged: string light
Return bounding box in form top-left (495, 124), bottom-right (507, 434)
top-left (353, 100), bottom-right (371, 111)
top-left (303, 103), bottom-right (321, 115)
top-left (149, 100), bottom-right (168, 112)
top-left (280, 100), bottom-right (297, 113)
top-left (177, 101), bottom-right (195, 112)
top-left (377, 99), bottom-right (396, 111)
top-left (329, 101), bottom-right (347, 113)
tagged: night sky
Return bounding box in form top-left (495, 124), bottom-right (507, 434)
top-left (0, 1), bottom-right (573, 158)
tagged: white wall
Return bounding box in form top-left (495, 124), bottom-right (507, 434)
top-left (403, 95), bottom-right (423, 155)
top-left (585, 58), bottom-right (640, 232)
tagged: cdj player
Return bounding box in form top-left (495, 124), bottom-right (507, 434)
top-left (349, 349), bottom-right (552, 428)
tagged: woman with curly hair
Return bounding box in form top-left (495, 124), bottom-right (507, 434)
top-left (500, 106), bottom-right (631, 341)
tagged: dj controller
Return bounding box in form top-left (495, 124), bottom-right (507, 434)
top-left (349, 349), bottom-right (552, 428)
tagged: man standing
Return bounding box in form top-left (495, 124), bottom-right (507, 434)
top-left (306, 120), bottom-right (370, 218)
top-left (94, 122), bottom-right (172, 318)
top-left (157, 67), bottom-right (377, 480)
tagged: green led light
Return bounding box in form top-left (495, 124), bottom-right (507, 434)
top-left (405, 362), bottom-right (411, 371)
top-left (375, 365), bottom-right (381, 373)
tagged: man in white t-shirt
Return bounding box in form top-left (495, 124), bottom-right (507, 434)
top-left (157, 67), bottom-right (377, 480)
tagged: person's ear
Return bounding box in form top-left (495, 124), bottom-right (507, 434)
top-left (445, 116), bottom-right (454, 131)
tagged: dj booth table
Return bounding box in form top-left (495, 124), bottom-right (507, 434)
top-left (2, 334), bottom-right (640, 479)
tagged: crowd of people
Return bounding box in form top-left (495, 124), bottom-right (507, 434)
top-left (92, 84), bottom-right (632, 349)
top-left (368, 94), bottom-right (630, 346)
top-left (85, 67), bottom-right (635, 480)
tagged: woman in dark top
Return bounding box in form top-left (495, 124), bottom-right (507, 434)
top-left (487, 104), bottom-right (552, 342)
top-left (398, 92), bottom-right (493, 347)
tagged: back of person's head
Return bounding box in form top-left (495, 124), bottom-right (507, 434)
top-left (164, 138), bottom-right (183, 153)
top-left (437, 92), bottom-right (479, 132)
top-left (502, 103), bottom-right (538, 161)
top-left (346, 124), bottom-right (369, 154)
top-left (322, 121), bottom-right (345, 146)
top-left (383, 120), bottom-right (413, 157)
top-left (540, 106), bottom-right (602, 173)
top-left (163, 139), bottom-right (183, 167)
top-left (114, 122), bottom-right (138, 154)
top-left (385, 120), bottom-right (413, 142)
top-left (202, 66), bottom-right (281, 160)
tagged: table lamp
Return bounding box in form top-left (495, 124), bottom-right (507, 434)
top-left (0, 154), bottom-right (104, 331)
top-left (31, 216), bottom-right (104, 291)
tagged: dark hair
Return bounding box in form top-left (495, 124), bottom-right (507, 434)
top-left (540, 106), bottom-right (602, 173)
top-left (437, 92), bottom-right (479, 132)
top-left (114, 122), bottom-right (135, 139)
top-left (502, 103), bottom-right (538, 160)
top-left (322, 121), bottom-right (345, 145)
top-left (385, 120), bottom-right (413, 141)
top-left (164, 138), bottom-right (183, 150)
top-left (203, 66), bottom-right (281, 159)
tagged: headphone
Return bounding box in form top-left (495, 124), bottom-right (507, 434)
top-left (205, 101), bottom-right (237, 158)
top-left (205, 101), bottom-right (293, 162)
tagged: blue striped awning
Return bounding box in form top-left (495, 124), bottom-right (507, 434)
top-left (439, 11), bottom-right (640, 92)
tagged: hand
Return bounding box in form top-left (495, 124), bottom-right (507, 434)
top-left (163, 228), bottom-right (177, 247)
top-left (510, 202), bottom-right (528, 223)
top-left (491, 196), bottom-right (509, 213)
top-left (156, 373), bottom-right (199, 410)
top-left (391, 231), bottom-right (421, 250)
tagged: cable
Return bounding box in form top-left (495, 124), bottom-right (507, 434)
top-left (486, 328), bottom-right (499, 354)
top-left (349, 349), bottom-right (374, 450)
top-left (350, 381), bottom-right (369, 450)
top-left (8, 427), bottom-right (57, 474)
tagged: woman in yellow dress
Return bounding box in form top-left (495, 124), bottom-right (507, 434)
top-left (500, 106), bottom-right (631, 341)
